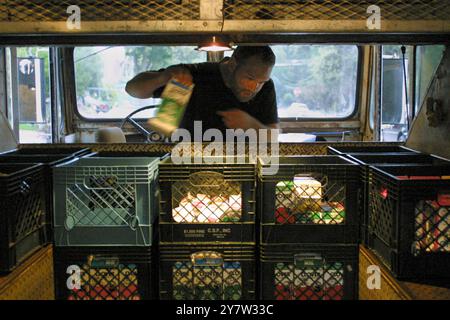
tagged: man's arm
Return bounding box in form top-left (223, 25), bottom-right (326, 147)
top-left (217, 109), bottom-right (280, 131)
top-left (125, 65), bottom-right (193, 99)
top-left (217, 109), bottom-right (280, 142)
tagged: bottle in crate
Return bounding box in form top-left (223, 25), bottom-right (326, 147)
top-left (258, 155), bottom-right (360, 244)
top-left (158, 156), bottom-right (256, 243)
top-left (54, 247), bottom-right (155, 300)
top-left (260, 244), bottom-right (358, 300)
top-left (159, 244), bottom-right (255, 300)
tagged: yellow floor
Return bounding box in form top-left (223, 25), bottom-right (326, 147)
top-left (359, 245), bottom-right (450, 300)
top-left (0, 245), bottom-right (54, 300)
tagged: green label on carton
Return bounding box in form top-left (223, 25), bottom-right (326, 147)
top-left (148, 79), bottom-right (194, 136)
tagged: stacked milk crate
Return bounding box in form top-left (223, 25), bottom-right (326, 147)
top-left (327, 145), bottom-right (422, 245)
top-left (257, 155), bottom-right (361, 300)
top-left (329, 145), bottom-right (450, 283)
top-left (0, 147), bottom-right (89, 274)
top-left (157, 156), bottom-right (257, 300)
top-left (52, 153), bottom-right (161, 300)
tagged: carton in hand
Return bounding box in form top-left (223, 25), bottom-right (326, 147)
top-left (148, 78), bottom-right (194, 137)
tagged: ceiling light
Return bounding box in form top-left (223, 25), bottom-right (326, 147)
top-left (196, 36), bottom-right (233, 52)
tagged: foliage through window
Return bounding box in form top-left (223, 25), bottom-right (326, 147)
top-left (271, 45), bottom-right (359, 119)
top-left (74, 46), bottom-right (205, 119)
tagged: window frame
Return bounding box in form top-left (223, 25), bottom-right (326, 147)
top-left (413, 44), bottom-right (446, 118)
top-left (276, 45), bottom-right (363, 122)
top-left (71, 44), bottom-right (362, 123)
top-left (71, 45), bottom-right (207, 123)
top-left (4, 46), bottom-right (55, 143)
top-left (378, 44), bottom-right (420, 142)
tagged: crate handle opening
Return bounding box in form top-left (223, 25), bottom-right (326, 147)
top-left (189, 171), bottom-right (224, 188)
top-left (292, 174), bottom-right (326, 200)
top-left (128, 215), bottom-right (140, 231)
top-left (64, 215), bottom-right (76, 231)
top-left (191, 251), bottom-right (224, 267)
top-left (294, 253), bottom-right (324, 269)
top-left (83, 175), bottom-right (119, 190)
top-left (293, 174), bottom-right (327, 185)
top-left (86, 254), bottom-right (120, 268)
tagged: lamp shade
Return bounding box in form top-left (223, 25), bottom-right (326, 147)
top-left (196, 36), bottom-right (233, 52)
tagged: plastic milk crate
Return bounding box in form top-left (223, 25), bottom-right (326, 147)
top-left (0, 163), bottom-right (46, 273)
top-left (159, 244), bottom-right (256, 300)
top-left (54, 246), bottom-right (154, 300)
top-left (327, 145), bottom-right (420, 156)
top-left (0, 147), bottom-right (90, 157)
top-left (0, 153), bottom-right (86, 244)
top-left (258, 156), bottom-right (361, 244)
top-left (368, 164), bottom-right (450, 280)
top-left (158, 156), bottom-right (256, 243)
top-left (53, 157), bottom-right (160, 246)
top-left (346, 153), bottom-right (450, 245)
top-left (259, 244), bottom-right (358, 300)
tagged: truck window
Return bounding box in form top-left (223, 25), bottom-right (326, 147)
top-left (415, 45), bottom-right (446, 115)
top-left (5, 47), bottom-right (52, 143)
top-left (74, 46), bottom-right (205, 120)
top-left (224, 44), bottom-right (360, 120)
top-left (271, 45), bottom-right (359, 119)
top-left (380, 45), bottom-right (413, 142)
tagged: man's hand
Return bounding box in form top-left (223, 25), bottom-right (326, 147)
top-left (163, 66), bottom-right (193, 86)
top-left (126, 65), bottom-right (193, 99)
top-left (217, 109), bottom-right (259, 130)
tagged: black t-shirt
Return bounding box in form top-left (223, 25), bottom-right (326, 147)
top-left (154, 61), bottom-right (278, 136)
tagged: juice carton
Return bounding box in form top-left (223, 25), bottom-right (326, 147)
top-left (148, 78), bottom-right (194, 137)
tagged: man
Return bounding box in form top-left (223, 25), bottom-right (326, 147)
top-left (125, 46), bottom-right (279, 139)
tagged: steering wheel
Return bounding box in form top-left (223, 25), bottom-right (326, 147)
top-left (119, 105), bottom-right (164, 142)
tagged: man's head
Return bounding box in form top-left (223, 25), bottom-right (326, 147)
top-left (227, 46), bottom-right (276, 102)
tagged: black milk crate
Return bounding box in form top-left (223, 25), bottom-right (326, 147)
top-left (0, 154), bottom-right (82, 244)
top-left (53, 157), bottom-right (160, 247)
top-left (54, 246), bottom-right (155, 300)
top-left (368, 165), bottom-right (450, 280)
top-left (1, 147), bottom-right (90, 157)
top-left (327, 145), bottom-right (420, 156)
top-left (347, 153), bottom-right (450, 246)
top-left (0, 163), bottom-right (47, 273)
top-left (158, 156), bottom-right (256, 243)
top-left (159, 244), bottom-right (256, 300)
top-left (258, 156), bottom-right (361, 244)
top-left (259, 244), bottom-right (358, 300)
